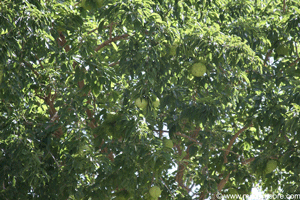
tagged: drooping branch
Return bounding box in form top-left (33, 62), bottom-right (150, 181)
top-left (223, 123), bottom-right (252, 163)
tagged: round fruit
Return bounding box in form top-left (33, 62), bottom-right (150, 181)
top-left (152, 97), bottom-right (160, 108)
top-left (106, 112), bottom-right (118, 122)
top-left (149, 186), bottom-right (161, 198)
top-left (191, 62), bottom-right (206, 77)
top-left (81, 0), bottom-right (92, 10)
top-left (265, 160), bottom-right (277, 174)
top-left (82, 0), bottom-right (103, 10)
top-left (102, 125), bottom-right (112, 136)
top-left (96, 0), bottom-right (103, 7)
top-left (276, 44), bottom-right (289, 56)
top-left (180, 151), bottom-right (187, 160)
top-left (227, 188), bottom-right (239, 200)
top-left (135, 98), bottom-right (148, 109)
top-left (163, 139), bottom-right (173, 149)
top-left (228, 188), bottom-right (238, 194)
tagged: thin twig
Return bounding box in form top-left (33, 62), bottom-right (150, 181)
top-left (49, 151), bottom-right (60, 168)
top-left (109, 61), bottom-right (120, 67)
top-left (289, 58), bottom-right (300, 67)
top-left (160, 177), bottom-right (176, 199)
top-left (95, 34), bottom-right (129, 52)
top-left (175, 132), bottom-right (203, 147)
top-left (295, 42), bottom-right (299, 57)
top-left (241, 157), bottom-right (255, 165)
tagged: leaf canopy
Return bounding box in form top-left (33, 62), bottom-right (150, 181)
top-left (1, 0), bottom-right (300, 199)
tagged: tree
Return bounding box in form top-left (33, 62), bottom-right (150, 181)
top-left (1, 0), bottom-right (300, 199)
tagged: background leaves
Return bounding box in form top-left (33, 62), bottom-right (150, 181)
top-left (0, 0), bottom-right (300, 199)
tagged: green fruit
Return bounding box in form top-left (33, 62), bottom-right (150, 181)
top-left (101, 113), bottom-right (121, 137)
top-left (149, 186), bottom-right (161, 198)
top-left (135, 98), bottom-right (148, 109)
top-left (152, 97), bottom-right (160, 108)
top-left (163, 139), bottom-right (173, 149)
top-left (106, 112), bottom-right (118, 122)
top-left (227, 188), bottom-right (239, 200)
top-left (96, 0), bottom-right (103, 7)
top-left (276, 44), bottom-right (289, 56)
top-left (82, 0), bottom-right (103, 10)
top-left (103, 125), bottom-right (113, 136)
top-left (265, 160), bottom-right (277, 174)
top-left (191, 62), bottom-right (206, 77)
top-left (81, 0), bottom-right (92, 10)
top-left (180, 151), bottom-right (187, 160)
top-left (228, 188), bottom-right (238, 194)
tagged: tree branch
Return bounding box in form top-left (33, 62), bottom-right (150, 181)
top-left (24, 61), bottom-right (39, 78)
top-left (218, 173), bottom-right (230, 191)
top-left (109, 61), bottom-right (120, 67)
top-left (174, 144), bottom-right (191, 193)
top-left (289, 57), bottom-right (300, 67)
top-left (223, 123), bottom-right (252, 163)
top-left (264, 49), bottom-right (273, 66)
top-left (160, 177), bottom-right (176, 199)
top-left (241, 157), bottom-right (255, 165)
top-left (95, 34), bottom-right (129, 52)
top-left (175, 132), bottom-right (203, 147)
top-left (57, 32), bottom-right (70, 52)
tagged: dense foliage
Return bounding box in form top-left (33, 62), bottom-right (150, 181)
top-left (1, 0), bottom-right (300, 199)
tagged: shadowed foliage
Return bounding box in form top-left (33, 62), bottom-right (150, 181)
top-left (1, 0), bottom-right (300, 199)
